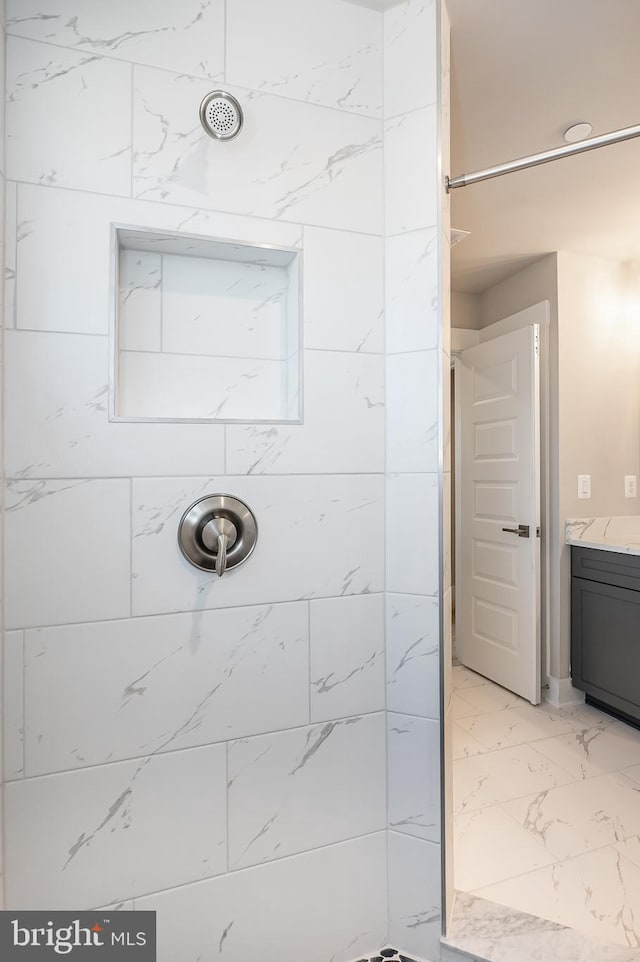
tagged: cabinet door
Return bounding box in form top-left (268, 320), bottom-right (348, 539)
top-left (572, 576), bottom-right (640, 720)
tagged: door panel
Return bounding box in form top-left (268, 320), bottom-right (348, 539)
top-left (457, 325), bottom-right (541, 704)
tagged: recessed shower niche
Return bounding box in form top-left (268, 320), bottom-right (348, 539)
top-left (111, 227), bottom-right (302, 422)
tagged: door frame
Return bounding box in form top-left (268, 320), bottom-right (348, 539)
top-left (453, 301), bottom-right (551, 693)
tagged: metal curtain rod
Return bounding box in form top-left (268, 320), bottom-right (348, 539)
top-left (446, 122), bottom-right (640, 191)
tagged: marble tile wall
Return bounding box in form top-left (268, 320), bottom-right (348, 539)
top-left (384, 0), bottom-right (447, 959)
top-left (0, 0), bottom-right (5, 914)
top-left (2, 2), bottom-right (388, 957)
top-left (2, 0), bottom-right (444, 959)
top-left (117, 247), bottom-right (300, 421)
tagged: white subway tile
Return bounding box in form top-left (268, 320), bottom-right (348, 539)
top-left (137, 834), bottom-right (387, 962)
top-left (388, 831), bottom-right (442, 960)
top-left (14, 185), bottom-right (301, 336)
top-left (5, 744), bottom-right (227, 909)
top-left (118, 251), bottom-right (162, 352)
top-left (386, 228), bottom-right (439, 353)
top-left (386, 593), bottom-right (439, 718)
top-left (5, 479), bottom-right (131, 629)
top-left (388, 712), bottom-right (440, 842)
top-left (7, 37), bottom-right (131, 195)
top-left (7, 0), bottom-right (225, 79)
top-left (227, 0), bottom-right (383, 117)
top-left (228, 713), bottom-right (386, 868)
top-left (386, 350), bottom-right (439, 473)
top-left (3, 629), bottom-right (24, 780)
top-left (161, 254), bottom-right (291, 361)
top-left (118, 350), bottom-right (287, 421)
top-left (384, 106), bottom-right (437, 235)
top-left (5, 331), bottom-right (226, 478)
top-left (384, 0), bottom-right (437, 119)
top-left (303, 227), bottom-right (384, 353)
top-left (132, 474), bottom-right (384, 616)
top-left (4, 179), bottom-right (16, 328)
top-left (310, 594), bottom-right (385, 722)
top-left (226, 350), bottom-right (384, 474)
top-left (133, 67), bottom-right (383, 234)
top-left (386, 473), bottom-right (439, 596)
top-left (23, 603), bottom-right (308, 776)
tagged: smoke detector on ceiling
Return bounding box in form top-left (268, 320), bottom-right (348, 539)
top-left (563, 122), bottom-right (593, 143)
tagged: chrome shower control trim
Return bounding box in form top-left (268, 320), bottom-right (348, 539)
top-left (178, 495), bottom-right (257, 576)
top-left (199, 90), bottom-right (244, 141)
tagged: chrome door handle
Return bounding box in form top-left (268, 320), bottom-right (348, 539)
top-left (502, 524), bottom-right (530, 538)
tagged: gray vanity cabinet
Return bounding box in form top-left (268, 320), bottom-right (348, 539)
top-left (571, 545), bottom-right (640, 727)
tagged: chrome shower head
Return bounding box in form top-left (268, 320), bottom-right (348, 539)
top-left (199, 90), bottom-right (244, 141)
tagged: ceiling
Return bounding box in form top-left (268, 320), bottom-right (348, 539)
top-left (449, 0), bottom-right (640, 293)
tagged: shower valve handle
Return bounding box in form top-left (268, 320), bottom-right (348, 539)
top-left (216, 533), bottom-right (228, 578)
top-left (201, 517), bottom-right (238, 578)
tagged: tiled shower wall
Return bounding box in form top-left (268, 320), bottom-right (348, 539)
top-left (0, 0), bottom-right (5, 913)
top-left (384, 1), bottom-right (444, 958)
top-left (1, 1), bottom-right (445, 960)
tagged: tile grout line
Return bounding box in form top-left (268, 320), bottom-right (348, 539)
top-left (129, 478), bottom-right (134, 617)
top-left (467, 836), bottom-right (638, 897)
top-left (6, 588), bottom-right (383, 632)
top-left (307, 600), bottom-right (312, 725)
top-left (8, 707), bottom-right (389, 784)
top-left (5, 327), bottom-right (387, 359)
top-left (93, 829), bottom-right (390, 911)
top-left (4, 178), bottom-right (387, 241)
top-left (5, 31), bottom-right (385, 124)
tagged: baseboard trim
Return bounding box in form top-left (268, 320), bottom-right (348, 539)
top-left (544, 675), bottom-right (583, 708)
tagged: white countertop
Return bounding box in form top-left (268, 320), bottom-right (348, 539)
top-left (566, 516), bottom-right (640, 556)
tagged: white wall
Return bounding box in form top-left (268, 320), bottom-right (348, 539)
top-left (556, 251), bottom-right (640, 683)
top-left (471, 251), bottom-right (640, 684)
top-left (451, 290), bottom-right (480, 330)
top-left (2, 1), bottom-right (443, 959)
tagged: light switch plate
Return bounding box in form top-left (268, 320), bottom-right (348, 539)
top-left (577, 475), bottom-right (591, 499)
top-left (625, 475), bottom-right (638, 498)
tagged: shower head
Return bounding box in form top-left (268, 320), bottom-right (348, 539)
top-left (199, 90), bottom-right (244, 141)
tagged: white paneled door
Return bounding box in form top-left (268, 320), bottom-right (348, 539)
top-left (457, 326), bottom-right (541, 704)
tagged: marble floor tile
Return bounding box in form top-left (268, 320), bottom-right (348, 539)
top-left (456, 702), bottom-right (585, 753)
top-left (453, 744), bottom-right (574, 814)
top-left (503, 772), bottom-right (640, 860)
top-left (532, 722), bottom-right (640, 780)
top-left (451, 722), bottom-right (487, 761)
top-left (454, 805), bottom-right (557, 891)
top-left (452, 663), bottom-right (640, 951)
top-left (475, 846), bottom-right (640, 950)
top-left (623, 764), bottom-right (640, 785)
top-left (448, 892), bottom-right (640, 962)
top-left (452, 680), bottom-right (525, 715)
top-left (451, 665), bottom-right (489, 690)
top-left (614, 835), bottom-right (640, 872)
top-left (450, 691), bottom-right (480, 721)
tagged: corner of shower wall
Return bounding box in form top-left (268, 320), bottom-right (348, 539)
top-left (0, 0), bottom-right (6, 915)
top-left (383, 0), bottom-right (448, 958)
top-left (438, 0), bottom-right (454, 940)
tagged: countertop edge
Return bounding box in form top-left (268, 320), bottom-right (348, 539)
top-left (566, 538), bottom-right (640, 557)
